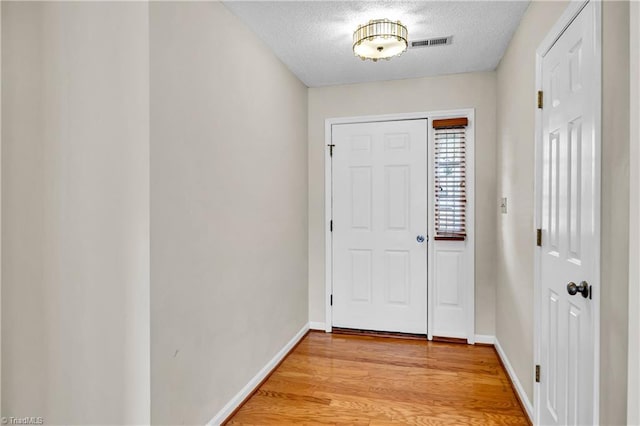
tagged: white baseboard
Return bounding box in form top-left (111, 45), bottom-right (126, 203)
top-left (474, 334), bottom-right (495, 345)
top-left (207, 322), bottom-right (310, 425)
top-left (309, 321), bottom-right (326, 331)
top-left (494, 337), bottom-right (534, 422)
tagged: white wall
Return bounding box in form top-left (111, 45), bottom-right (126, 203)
top-left (496, 1), bottom-right (630, 423)
top-left (149, 2), bottom-right (308, 424)
top-left (629, 2), bottom-right (640, 423)
top-left (2, 2), bottom-right (150, 424)
top-left (308, 72), bottom-right (497, 335)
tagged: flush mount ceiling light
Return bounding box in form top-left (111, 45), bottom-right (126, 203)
top-left (353, 19), bottom-right (408, 62)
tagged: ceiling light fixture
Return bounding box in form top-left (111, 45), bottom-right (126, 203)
top-left (353, 19), bottom-right (408, 62)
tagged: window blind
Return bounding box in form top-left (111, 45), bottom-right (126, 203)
top-left (433, 117), bottom-right (468, 240)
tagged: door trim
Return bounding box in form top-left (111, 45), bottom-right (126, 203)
top-left (533, 1), bottom-right (602, 424)
top-left (324, 109), bottom-right (475, 342)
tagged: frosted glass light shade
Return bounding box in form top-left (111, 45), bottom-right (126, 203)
top-left (353, 19), bottom-right (408, 62)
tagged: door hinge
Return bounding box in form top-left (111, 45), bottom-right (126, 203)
top-left (328, 144), bottom-right (335, 157)
top-left (537, 91), bottom-right (544, 109)
top-left (536, 228), bottom-right (542, 247)
top-left (330, 220), bottom-right (333, 232)
top-left (330, 294), bottom-right (333, 306)
top-left (535, 365), bottom-right (541, 383)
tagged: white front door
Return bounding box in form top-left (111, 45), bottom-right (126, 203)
top-left (331, 119), bottom-right (428, 334)
top-left (539, 2), bottom-right (598, 425)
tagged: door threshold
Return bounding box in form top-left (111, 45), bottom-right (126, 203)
top-left (332, 327), bottom-right (427, 341)
top-left (431, 335), bottom-right (468, 345)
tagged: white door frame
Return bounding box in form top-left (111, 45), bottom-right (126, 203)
top-left (533, 1), bottom-right (602, 424)
top-left (324, 109), bottom-right (475, 342)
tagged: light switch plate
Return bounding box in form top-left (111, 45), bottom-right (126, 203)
top-left (500, 197), bottom-right (508, 214)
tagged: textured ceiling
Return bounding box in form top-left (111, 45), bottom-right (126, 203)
top-left (223, 1), bottom-right (530, 87)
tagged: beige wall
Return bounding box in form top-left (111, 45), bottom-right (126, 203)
top-left (149, 2), bottom-right (308, 424)
top-left (0, 1), bottom-right (3, 413)
top-left (495, 0), bottom-right (568, 406)
top-left (2, 2), bottom-right (150, 423)
top-left (601, 2), bottom-right (630, 423)
top-left (629, 2), bottom-right (640, 423)
top-left (308, 72), bottom-right (498, 335)
top-left (496, 1), bottom-right (630, 423)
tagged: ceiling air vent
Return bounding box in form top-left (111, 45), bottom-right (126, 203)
top-left (410, 36), bottom-right (452, 48)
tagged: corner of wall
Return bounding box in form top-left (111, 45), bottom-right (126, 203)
top-left (494, 0), bottom-right (570, 407)
top-left (601, 1), bottom-right (630, 423)
top-left (628, 2), bottom-right (640, 424)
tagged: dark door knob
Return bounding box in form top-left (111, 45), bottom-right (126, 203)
top-left (567, 281), bottom-right (590, 299)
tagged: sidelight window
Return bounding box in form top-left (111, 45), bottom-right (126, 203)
top-left (433, 117), bottom-right (468, 240)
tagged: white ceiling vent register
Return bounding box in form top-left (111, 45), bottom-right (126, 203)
top-left (410, 36), bottom-right (453, 49)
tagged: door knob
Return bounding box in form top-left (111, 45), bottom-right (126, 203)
top-left (566, 281), bottom-right (590, 299)
top-left (416, 235), bottom-right (425, 243)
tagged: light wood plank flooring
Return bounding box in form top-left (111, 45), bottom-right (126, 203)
top-left (226, 331), bottom-right (529, 425)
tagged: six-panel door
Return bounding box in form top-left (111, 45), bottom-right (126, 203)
top-left (539, 2), bottom-right (597, 424)
top-left (331, 120), bottom-right (428, 334)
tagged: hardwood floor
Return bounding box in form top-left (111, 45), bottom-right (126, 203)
top-left (226, 331), bottom-right (529, 425)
